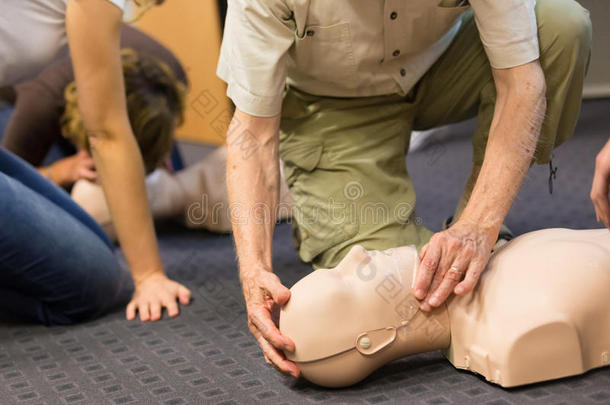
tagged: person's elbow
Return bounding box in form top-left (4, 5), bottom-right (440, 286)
top-left (492, 59), bottom-right (547, 103)
top-left (227, 108), bottom-right (281, 152)
top-left (80, 105), bottom-right (132, 147)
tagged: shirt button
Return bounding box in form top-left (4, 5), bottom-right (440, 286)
top-left (306, 29), bottom-right (315, 37)
top-left (393, 49), bottom-right (400, 57)
top-left (390, 11), bottom-right (398, 20)
top-left (400, 68), bottom-right (406, 77)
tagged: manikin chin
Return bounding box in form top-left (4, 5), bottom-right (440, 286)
top-left (280, 228), bottom-right (610, 388)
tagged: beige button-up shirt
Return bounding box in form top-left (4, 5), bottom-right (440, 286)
top-left (217, 0), bottom-right (539, 117)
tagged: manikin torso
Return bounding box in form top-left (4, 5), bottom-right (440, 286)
top-left (280, 228), bottom-right (610, 388)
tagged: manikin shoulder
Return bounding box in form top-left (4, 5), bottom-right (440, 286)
top-left (445, 228), bottom-right (610, 387)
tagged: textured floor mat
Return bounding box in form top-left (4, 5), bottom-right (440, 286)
top-left (0, 99), bottom-right (608, 404)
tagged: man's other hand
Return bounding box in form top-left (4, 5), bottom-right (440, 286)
top-left (414, 219), bottom-right (497, 311)
top-left (242, 269), bottom-right (300, 378)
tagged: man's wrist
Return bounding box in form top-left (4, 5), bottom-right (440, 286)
top-left (240, 263), bottom-right (272, 278)
top-left (455, 211), bottom-right (502, 240)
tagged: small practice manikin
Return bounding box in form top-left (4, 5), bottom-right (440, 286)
top-left (280, 228), bottom-right (610, 388)
top-left (71, 146), bottom-right (294, 240)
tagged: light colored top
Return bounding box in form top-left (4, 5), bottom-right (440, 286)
top-left (0, 0), bottom-right (125, 86)
top-left (217, 0), bottom-right (539, 117)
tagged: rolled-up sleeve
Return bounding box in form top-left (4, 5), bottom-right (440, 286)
top-left (469, 0), bottom-right (539, 69)
top-left (217, 0), bottom-right (295, 117)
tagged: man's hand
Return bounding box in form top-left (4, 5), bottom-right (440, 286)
top-left (591, 139), bottom-right (610, 229)
top-left (413, 61), bottom-right (546, 310)
top-left (225, 109), bottom-right (295, 375)
top-left (126, 272), bottom-right (191, 322)
top-left (414, 219), bottom-right (497, 311)
top-left (242, 269), bottom-right (299, 377)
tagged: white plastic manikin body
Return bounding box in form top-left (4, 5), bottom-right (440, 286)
top-left (71, 146), bottom-right (294, 240)
top-left (280, 228), bottom-right (610, 388)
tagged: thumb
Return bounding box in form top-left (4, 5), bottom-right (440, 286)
top-left (261, 272), bottom-right (291, 306)
top-left (419, 243), bottom-right (429, 260)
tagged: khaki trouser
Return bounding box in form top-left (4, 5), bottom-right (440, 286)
top-left (279, 0), bottom-right (592, 268)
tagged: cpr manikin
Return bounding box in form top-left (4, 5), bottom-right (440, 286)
top-left (280, 228), bottom-right (610, 388)
top-left (71, 146), bottom-right (294, 241)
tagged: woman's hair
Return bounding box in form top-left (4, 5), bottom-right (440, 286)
top-left (61, 48), bottom-right (186, 173)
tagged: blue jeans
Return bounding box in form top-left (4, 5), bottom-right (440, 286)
top-left (0, 148), bottom-right (133, 325)
top-left (0, 105), bottom-right (12, 135)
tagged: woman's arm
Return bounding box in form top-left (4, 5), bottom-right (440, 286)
top-left (66, 0), bottom-right (190, 321)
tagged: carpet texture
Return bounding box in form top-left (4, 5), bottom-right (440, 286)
top-left (0, 99), bottom-right (608, 404)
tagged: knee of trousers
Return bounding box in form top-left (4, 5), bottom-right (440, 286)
top-left (537, 0), bottom-right (592, 60)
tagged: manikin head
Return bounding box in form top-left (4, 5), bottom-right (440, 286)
top-left (280, 245), bottom-right (451, 387)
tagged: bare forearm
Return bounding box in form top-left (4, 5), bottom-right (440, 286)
top-left (226, 110), bottom-right (281, 278)
top-left (89, 124), bottom-right (163, 282)
top-left (416, 62), bottom-right (547, 309)
top-left (461, 62), bottom-right (547, 233)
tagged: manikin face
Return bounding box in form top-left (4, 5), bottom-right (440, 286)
top-left (280, 245), bottom-right (448, 387)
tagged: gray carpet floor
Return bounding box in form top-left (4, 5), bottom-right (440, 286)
top-left (0, 99), bottom-right (608, 404)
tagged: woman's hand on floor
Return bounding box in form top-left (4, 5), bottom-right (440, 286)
top-left (126, 272), bottom-right (191, 321)
top-left (591, 139), bottom-right (610, 229)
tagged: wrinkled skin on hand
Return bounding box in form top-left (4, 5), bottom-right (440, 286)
top-left (414, 219), bottom-right (497, 311)
top-left (241, 269), bottom-right (299, 377)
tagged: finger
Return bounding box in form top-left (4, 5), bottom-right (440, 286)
top-left (260, 272), bottom-right (290, 305)
top-left (425, 242), bottom-right (457, 302)
top-left (80, 155), bottom-right (96, 166)
top-left (594, 198), bottom-right (610, 229)
top-left (76, 150), bottom-right (89, 158)
top-left (418, 243), bottom-right (429, 260)
top-left (150, 302), bottom-right (162, 321)
top-left (165, 298), bottom-right (180, 318)
top-left (427, 237), bottom-right (474, 304)
top-left (594, 199), bottom-right (610, 229)
top-left (177, 285), bottom-right (191, 305)
top-left (250, 308), bottom-right (294, 352)
top-left (139, 302), bottom-right (151, 322)
top-left (427, 259), bottom-right (467, 307)
top-left (414, 238), bottom-right (442, 300)
top-left (126, 301), bottom-right (137, 320)
top-left (455, 258), bottom-right (487, 295)
top-left (257, 334), bottom-right (300, 377)
top-left (590, 170), bottom-right (610, 226)
top-left (79, 168), bottom-right (98, 181)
